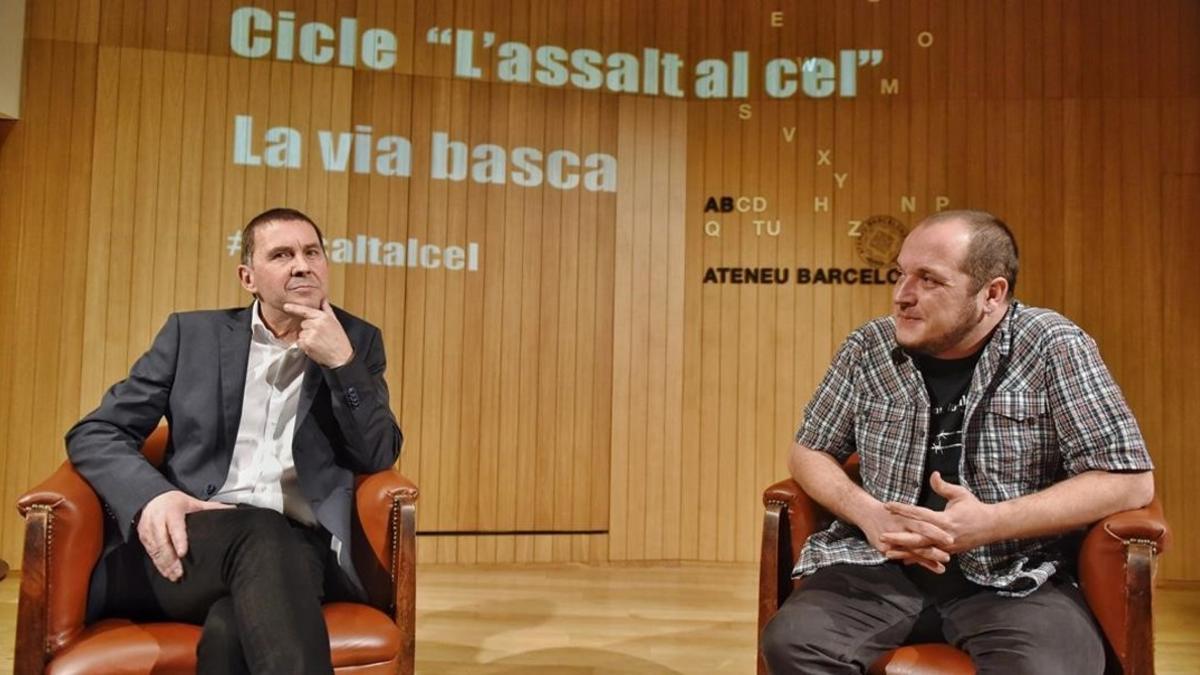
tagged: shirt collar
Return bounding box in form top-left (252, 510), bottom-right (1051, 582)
top-left (250, 300), bottom-right (299, 350)
top-left (989, 299), bottom-right (1019, 360)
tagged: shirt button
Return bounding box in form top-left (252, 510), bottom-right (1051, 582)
top-left (205, 484), bottom-right (216, 496)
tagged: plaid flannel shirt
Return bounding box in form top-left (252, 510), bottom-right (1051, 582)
top-left (794, 301), bottom-right (1153, 596)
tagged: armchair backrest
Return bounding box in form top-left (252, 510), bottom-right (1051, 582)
top-left (140, 425), bottom-right (170, 466)
top-left (352, 471), bottom-right (418, 624)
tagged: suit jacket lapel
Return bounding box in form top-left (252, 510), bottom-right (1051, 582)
top-left (219, 307), bottom-right (253, 453)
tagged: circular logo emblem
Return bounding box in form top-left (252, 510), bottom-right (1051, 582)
top-left (855, 215), bottom-right (908, 267)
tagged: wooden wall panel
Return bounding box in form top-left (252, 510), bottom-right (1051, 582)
top-left (0, 11), bottom-right (100, 562)
top-left (0, 0), bottom-right (1198, 579)
top-left (1162, 173), bottom-right (1199, 580)
top-left (662, 0), bottom-right (1200, 578)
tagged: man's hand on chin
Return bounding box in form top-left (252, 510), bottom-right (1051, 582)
top-left (137, 490), bottom-right (232, 581)
top-left (284, 299), bottom-right (354, 368)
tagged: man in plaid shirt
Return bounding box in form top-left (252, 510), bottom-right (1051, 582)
top-left (761, 210), bottom-right (1154, 674)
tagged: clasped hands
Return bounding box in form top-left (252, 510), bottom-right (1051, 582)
top-left (864, 472), bottom-right (995, 574)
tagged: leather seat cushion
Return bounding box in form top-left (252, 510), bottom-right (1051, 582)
top-left (869, 643), bottom-right (976, 675)
top-left (46, 602), bottom-right (400, 675)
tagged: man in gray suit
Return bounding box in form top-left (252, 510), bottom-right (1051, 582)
top-left (67, 208), bottom-right (402, 674)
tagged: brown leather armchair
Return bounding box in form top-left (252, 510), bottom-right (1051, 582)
top-left (758, 458), bottom-right (1171, 675)
top-left (14, 426), bottom-right (419, 674)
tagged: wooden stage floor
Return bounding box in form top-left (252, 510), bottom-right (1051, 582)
top-left (0, 562), bottom-right (1195, 673)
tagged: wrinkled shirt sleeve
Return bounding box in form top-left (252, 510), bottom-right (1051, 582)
top-left (1045, 329), bottom-right (1153, 475)
top-left (795, 335), bottom-right (862, 463)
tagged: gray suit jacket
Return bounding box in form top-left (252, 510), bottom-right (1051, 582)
top-left (67, 304), bottom-right (403, 600)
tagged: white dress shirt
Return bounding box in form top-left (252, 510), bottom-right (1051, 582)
top-left (213, 301), bottom-right (317, 526)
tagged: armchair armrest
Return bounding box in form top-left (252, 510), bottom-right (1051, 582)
top-left (762, 478), bottom-right (835, 564)
top-left (762, 457), bottom-right (859, 573)
top-left (758, 477), bottom-right (838, 675)
top-left (15, 461), bottom-right (106, 672)
top-left (352, 468), bottom-right (419, 673)
top-left (1078, 498), bottom-right (1170, 675)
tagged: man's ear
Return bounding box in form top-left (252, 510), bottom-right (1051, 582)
top-left (982, 277), bottom-right (1009, 313)
top-left (237, 264), bottom-right (256, 295)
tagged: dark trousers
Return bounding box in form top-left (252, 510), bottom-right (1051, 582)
top-left (92, 506), bottom-right (347, 674)
top-left (760, 563), bottom-right (1106, 675)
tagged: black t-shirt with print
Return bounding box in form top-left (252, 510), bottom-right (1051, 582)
top-left (902, 348), bottom-right (984, 599)
top-left (912, 350), bottom-right (982, 511)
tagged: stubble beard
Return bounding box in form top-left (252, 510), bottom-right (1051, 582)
top-left (901, 299), bottom-right (982, 358)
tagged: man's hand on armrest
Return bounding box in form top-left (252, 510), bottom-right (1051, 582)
top-left (137, 490), bottom-right (233, 582)
top-left (789, 442), bottom-right (952, 574)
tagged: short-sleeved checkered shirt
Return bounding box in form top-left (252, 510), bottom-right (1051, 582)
top-left (794, 302), bottom-right (1153, 596)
